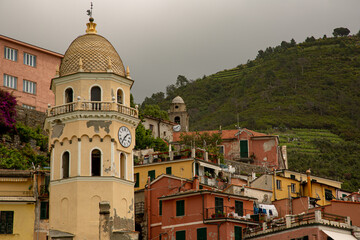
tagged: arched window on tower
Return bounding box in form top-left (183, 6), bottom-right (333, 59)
top-left (91, 149), bottom-right (101, 176)
top-left (62, 151), bottom-right (70, 179)
top-left (65, 88), bottom-right (73, 103)
top-left (91, 86), bottom-right (101, 110)
top-left (174, 116), bottom-right (181, 124)
top-left (120, 153), bottom-right (126, 179)
top-left (117, 89), bottom-right (123, 105)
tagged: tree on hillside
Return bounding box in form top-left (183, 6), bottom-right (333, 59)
top-left (0, 89), bottom-right (17, 135)
top-left (141, 104), bottom-right (169, 120)
top-left (179, 132), bottom-right (222, 156)
top-left (333, 27), bottom-right (350, 37)
top-left (135, 123), bottom-right (168, 152)
top-left (176, 75), bottom-right (189, 87)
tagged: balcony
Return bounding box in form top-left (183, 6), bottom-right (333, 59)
top-left (135, 202), bottom-right (144, 215)
top-left (204, 206), bottom-right (253, 222)
top-left (244, 211), bottom-right (351, 238)
top-left (47, 101), bottom-right (138, 118)
top-left (39, 185), bottom-right (49, 198)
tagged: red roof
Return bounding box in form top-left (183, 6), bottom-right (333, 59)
top-left (172, 128), bottom-right (268, 142)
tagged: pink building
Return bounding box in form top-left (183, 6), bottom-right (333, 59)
top-left (145, 174), bottom-right (258, 240)
top-left (173, 128), bottom-right (286, 169)
top-left (0, 35), bottom-right (63, 112)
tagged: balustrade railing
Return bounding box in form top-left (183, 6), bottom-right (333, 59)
top-left (47, 101), bottom-right (138, 118)
top-left (205, 206), bottom-right (253, 221)
top-left (0, 190), bottom-right (34, 197)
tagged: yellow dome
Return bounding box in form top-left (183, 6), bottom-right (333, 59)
top-left (59, 22), bottom-right (125, 77)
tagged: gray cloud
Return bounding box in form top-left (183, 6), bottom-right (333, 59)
top-left (1, 0), bottom-right (360, 102)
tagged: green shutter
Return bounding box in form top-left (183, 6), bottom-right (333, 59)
top-left (0, 211), bottom-right (14, 234)
top-left (135, 173), bottom-right (139, 187)
top-left (235, 201), bottom-right (243, 216)
top-left (40, 202), bottom-right (49, 219)
top-left (235, 226), bottom-right (242, 240)
top-left (166, 167), bottom-right (172, 175)
top-left (176, 200), bottom-right (185, 216)
top-left (195, 163), bottom-right (199, 176)
top-left (240, 140), bottom-right (248, 158)
top-left (148, 170), bottom-right (155, 181)
top-left (197, 228), bottom-right (207, 240)
top-left (159, 200), bottom-right (162, 216)
top-left (176, 230), bottom-right (186, 240)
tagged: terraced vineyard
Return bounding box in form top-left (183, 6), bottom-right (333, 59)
top-left (276, 128), bottom-right (343, 154)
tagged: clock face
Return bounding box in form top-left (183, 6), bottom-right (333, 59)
top-left (173, 125), bottom-right (181, 132)
top-left (118, 126), bottom-right (132, 148)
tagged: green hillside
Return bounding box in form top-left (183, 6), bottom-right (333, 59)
top-left (141, 35), bottom-right (360, 191)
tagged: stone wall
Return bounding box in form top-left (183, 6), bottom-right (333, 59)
top-left (15, 106), bottom-right (47, 129)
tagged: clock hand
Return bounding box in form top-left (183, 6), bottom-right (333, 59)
top-left (122, 134), bottom-right (129, 143)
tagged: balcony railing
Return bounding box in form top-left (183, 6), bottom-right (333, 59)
top-left (244, 211), bottom-right (351, 238)
top-left (47, 101), bottom-right (138, 118)
top-left (135, 202), bottom-right (144, 214)
top-left (205, 206), bottom-right (253, 221)
top-left (39, 185), bottom-right (49, 198)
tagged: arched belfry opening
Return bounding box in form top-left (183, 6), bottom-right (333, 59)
top-left (117, 89), bottom-right (123, 105)
top-left (91, 149), bottom-right (101, 176)
top-left (62, 151), bottom-right (70, 179)
top-left (174, 116), bottom-right (181, 124)
top-left (65, 88), bottom-right (73, 103)
top-left (120, 153), bottom-right (126, 179)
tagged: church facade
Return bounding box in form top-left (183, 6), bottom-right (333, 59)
top-left (44, 17), bottom-right (140, 240)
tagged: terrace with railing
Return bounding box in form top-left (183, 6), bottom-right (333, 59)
top-left (134, 148), bottom-right (220, 166)
top-left (244, 211), bottom-right (351, 238)
top-left (204, 206), bottom-right (254, 222)
top-left (47, 101), bottom-right (138, 118)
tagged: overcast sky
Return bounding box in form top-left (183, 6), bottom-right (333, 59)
top-left (1, 0), bottom-right (360, 103)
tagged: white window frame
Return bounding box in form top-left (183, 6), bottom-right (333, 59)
top-left (23, 79), bottom-right (36, 94)
top-left (276, 179), bottom-right (281, 190)
top-left (3, 74), bottom-right (17, 89)
top-left (291, 183), bottom-right (296, 193)
top-left (4, 47), bottom-right (17, 61)
top-left (23, 52), bottom-right (36, 67)
top-left (22, 104), bottom-right (35, 110)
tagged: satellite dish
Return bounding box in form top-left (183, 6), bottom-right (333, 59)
top-left (173, 125), bottom-right (181, 132)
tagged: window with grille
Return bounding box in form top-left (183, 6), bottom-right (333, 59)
top-left (3, 74), bottom-right (17, 89)
top-left (24, 52), bottom-right (36, 67)
top-left (4, 47), bottom-right (17, 61)
top-left (0, 211), bottom-right (13, 234)
top-left (23, 80), bottom-right (36, 94)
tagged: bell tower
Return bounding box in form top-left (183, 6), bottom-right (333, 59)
top-left (44, 16), bottom-right (140, 239)
top-left (168, 96), bottom-right (189, 132)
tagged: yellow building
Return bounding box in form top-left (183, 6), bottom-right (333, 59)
top-left (251, 170), bottom-right (341, 206)
top-left (134, 149), bottom-right (222, 190)
top-left (0, 169), bottom-right (50, 240)
top-left (44, 16), bottom-right (140, 240)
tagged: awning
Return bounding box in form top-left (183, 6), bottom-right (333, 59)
top-left (198, 161), bottom-right (222, 171)
top-left (322, 230), bottom-right (357, 240)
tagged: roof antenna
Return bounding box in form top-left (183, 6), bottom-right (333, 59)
top-left (86, 2), bottom-right (93, 18)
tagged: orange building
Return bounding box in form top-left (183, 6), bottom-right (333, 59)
top-left (0, 35), bottom-right (63, 112)
top-left (173, 128), bottom-right (286, 169)
top-left (145, 174), bottom-right (258, 240)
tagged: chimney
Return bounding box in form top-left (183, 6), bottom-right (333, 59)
top-left (306, 169), bottom-right (312, 198)
top-left (193, 175), bottom-right (199, 190)
top-left (281, 146), bottom-right (288, 169)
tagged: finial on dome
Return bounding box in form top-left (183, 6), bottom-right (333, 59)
top-left (79, 57), bottom-right (84, 72)
top-left (107, 57), bottom-right (113, 72)
top-left (126, 66), bottom-right (131, 79)
top-left (86, 2), bottom-right (97, 34)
